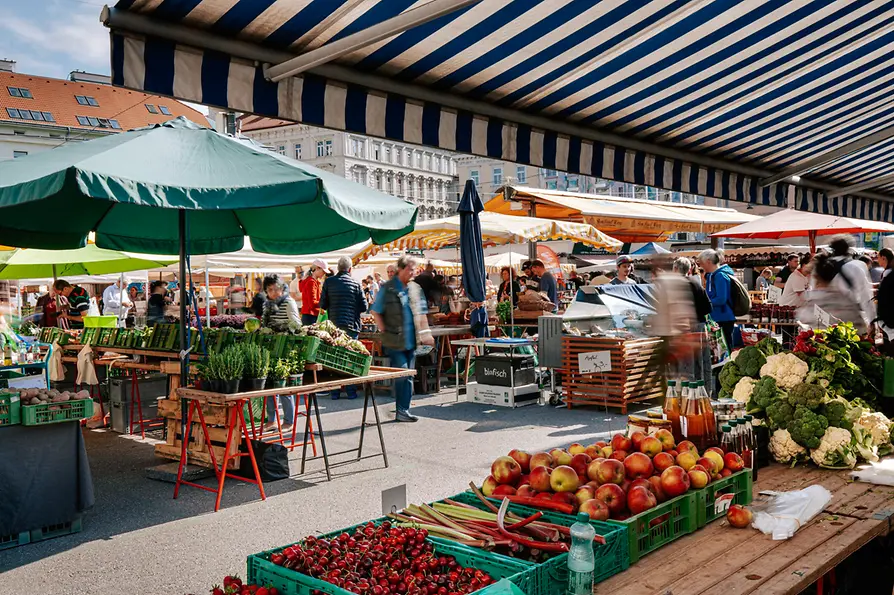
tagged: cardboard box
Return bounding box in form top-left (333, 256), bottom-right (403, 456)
top-left (466, 382), bottom-right (540, 408)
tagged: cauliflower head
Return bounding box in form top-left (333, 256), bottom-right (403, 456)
top-left (787, 383), bottom-right (825, 410)
top-left (787, 406), bottom-right (829, 449)
top-left (769, 429), bottom-right (807, 464)
top-left (732, 377), bottom-right (757, 403)
top-left (810, 426), bottom-right (857, 469)
top-left (856, 411), bottom-right (893, 447)
top-left (733, 346), bottom-right (767, 378)
top-left (760, 352), bottom-right (809, 389)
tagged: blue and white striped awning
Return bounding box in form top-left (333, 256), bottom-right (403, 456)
top-left (104, 0), bottom-right (894, 223)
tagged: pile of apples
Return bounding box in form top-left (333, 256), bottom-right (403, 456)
top-left (481, 429), bottom-right (746, 521)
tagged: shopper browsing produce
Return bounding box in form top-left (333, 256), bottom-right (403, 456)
top-left (799, 254), bottom-right (868, 334)
top-left (146, 280), bottom-right (168, 326)
top-left (320, 257), bottom-right (368, 400)
top-left (102, 278), bottom-right (132, 320)
top-left (828, 235), bottom-right (874, 333)
top-left (779, 254), bottom-right (812, 308)
top-left (774, 254), bottom-right (800, 288)
top-left (697, 249), bottom-right (736, 350)
top-left (261, 274), bottom-right (300, 332)
top-left (300, 259), bottom-right (328, 325)
top-left (54, 279), bottom-right (90, 329)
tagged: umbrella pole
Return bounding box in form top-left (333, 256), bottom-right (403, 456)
top-left (178, 210), bottom-right (189, 468)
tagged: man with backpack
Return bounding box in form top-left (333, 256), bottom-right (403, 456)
top-left (828, 235), bottom-right (874, 334)
top-left (697, 249), bottom-right (750, 351)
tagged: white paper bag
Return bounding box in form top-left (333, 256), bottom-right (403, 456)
top-left (48, 340), bottom-right (65, 382)
top-left (87, 298), bottom-right (101, 317)
top-left (76, 344), bottom-right (99, 385)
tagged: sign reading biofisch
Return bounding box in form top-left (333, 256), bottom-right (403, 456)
top-left (578, 351), bottom-right (611, 374)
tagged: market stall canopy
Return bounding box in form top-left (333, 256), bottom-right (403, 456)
top-left (103, 1), bottom-right (894, 222)
top-left (0, 245), bottom-right (176, 280)
top-left (0, 118), bottom-right (417, 254)
top-left (353, 212), bottom-right (622, 262)
top-left (484, 251), bottom-right (574, 274)
top-left (631, 242), bottom-right (670, 256)
top-left (485, 187), bottom-right (757, 243)
top-left (711, 209), bottom-right (894, 240)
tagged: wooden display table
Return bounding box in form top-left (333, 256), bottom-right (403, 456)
top-left (561, 335), bottom-right (663, 412)
top-left (597, 464), bottom-right (894, 594)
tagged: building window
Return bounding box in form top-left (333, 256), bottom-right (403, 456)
top-left (294, 144), bottom-right (302, 159)
top-left (325, 139), bottom-right (332, 156)
top-left (6, 107), bottom-right (19, 118)
top-left (568, 177), bottom-right (579, 190)
top-left (373, 143), bottom-right (381, 161)
top-left (43, 112), bottom-right (55, 122)
top-left (76, 115), bottom-right (90, 126)
top-left (493, 167), bottom-right (503, 186)
top-left (375, 172), bottom-right (383, 190)
top-left (396, 177), bottom-right (403, 196)
top-left (359, 170), bottom-right (367, 185)
top-left (349, 138), bottom-right (357, 156)
top-left (383, 146), bottom-right (390, 163)
top-left (470, 170), bottom-right (480, 186)
top-left (516, 166), bottom-right (526, 184)
top-left (424, 154), bottom-right (431, 170)
top-left (12, 151), bottom-right (27, 158)
top-left (159, 105), bottom-right (172, 115)
top-left (109, 119), bottom-right (120, 129)
top-left (386, 176), bottom-right (393, 194)
top-left (414, 151), bottom-right (421, 168)
top-left (145, 104), bottom-right (158, 114)
top-left (87, 116), bottom-right (100, 127)
top-left (544, 169), bottom-right (557, 177)
top-left (277, 145), bottom-right (286, 155)
top-left (316, 140), bottom-right (325, 157)
top-left (76, 95), bottom-right (98, 106)
top-left (547, 180), bottom-right (557, 190)
top-left (8, 86), bottom-right (32, 98)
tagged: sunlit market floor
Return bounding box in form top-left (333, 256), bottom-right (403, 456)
top-left (0, 388), bottom-right (634, 595)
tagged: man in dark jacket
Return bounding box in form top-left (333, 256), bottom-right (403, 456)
top-left (320, 256), bottom-right (368, 399)
top-left (697, 249), bottom-right (736, 350)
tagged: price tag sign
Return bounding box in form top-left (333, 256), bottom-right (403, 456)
top-left (814, 305), bottom-right (832, 328)
top-left (578, 351), bottom-right (612, 374)
top-left (381, 485), bottom-right (407, 516)
top-left (765, 285), bottom-right (782, 304)
top-left (714, 493), bottom-right (735, 515)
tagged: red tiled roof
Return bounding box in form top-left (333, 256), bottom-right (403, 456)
top-left (0, 71), bottom-right (206, 132)
top-left (238, 114), bottom-right (292, 132)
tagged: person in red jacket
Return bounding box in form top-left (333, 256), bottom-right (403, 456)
top-left (299, 259), bottom-right (328, 325)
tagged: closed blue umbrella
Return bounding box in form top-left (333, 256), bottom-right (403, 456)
top-left (458, 180), bottom-right (489, 338)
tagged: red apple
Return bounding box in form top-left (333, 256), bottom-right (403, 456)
top-left (574, 485), bottom-right (596, 507)
top-left (595, 483), bottom-right (626, 515)
top-left (720, 468), bottom-right (732, 478)
top-left (619, 479), bottom-right (631, 494)
top-left (613, 512), bottom-right (630, 521)
top-left (516, 484), bottom-right (537, 498)
top-left (647, 476), bottom-right (667, 502)
top-left (570, 453), bottom-right (592, 476)
top-left (609, 449), bottom-right (628, 462)
top-left (568, 443), bottom-right (587, 455)
top-left (668, 449), bottom-right (679, 458)
top-left (584, 445), bottom-right (602, 459)
top-left (595, 441), bottom-right (608, 449)
top-left (703, 451), bottom-right (724, 474)
top-left (535, 491), bottom-right (553, 501)
top-left (586, 460), bottom-right (603, 482)
top-left (653, 452), bottom-right (675, 473)
top-left (550, 465), bottom-right (580, 492)
top-left (528, 465), bottom-right (552, 492)
top-left (491, 456), bottom-right (522, 485)
top-left (624, 452), bottom-right (654, 480)
top-left (627, 485), bottom-right (657, 515)
top-left (706, 446), bottom-right (725, 458)
top-left (688, 467), bottom-right (709, 489)
top-left (530, 452), bottom-right (553, 470)
top-left (595, 459), bottom-right (625, 485)
top-left (585, 480), bottom-right (601, 490)
top-left (659, 465), bottom-right (691, 497)
top-left (629, 478), bottom-right (653, 494)
top-left (649, 513), bottom-right (669, 527)
top-left (492, 484), bottom-right (517, 497)
top-left (676, 440), bottom-right (698, 456)
top-left (611, 433), bottom-right (633, 453)
top-left (481, 475), bottom-right (499, 497)
top-left (508, 449), bottom-right (532, 473)
top-left (676, 450), bottom-right (697, 471)
top-left (549, 449), bottom-right (573, 466)
top-left (697, 456), bottom-right (718, 474)
top-left (654, 429), bottom-right (676, 451)
top-left (579, 498), bottom-right (610, 521)
top-left (640, 436), bottom-right (663, 458)
top-left (630, 431), bottom-right (646, 452)
top-left (518, 474), bottom-right (531, 486)
top-left (726, 504), bottom-right (753, 528)
top-left (724, 452), bottom-right (745, 472)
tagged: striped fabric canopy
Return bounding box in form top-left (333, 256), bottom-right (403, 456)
top-left (105, 0), bottom-right (894, 222)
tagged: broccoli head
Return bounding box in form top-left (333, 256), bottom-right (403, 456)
top-left (787, 383), bottom-right (825, 410)
top-left (787, 406), bottom-right (829, 449)
top-left (756, 337), bottom-right (783, 357)
top-left (820, 397), bottom-right (856, 430)
top-left (749, 376), bottom-right (783, 411)
top-left (765, 398), bottom-right (795, 430)
top-left (734, 346), bottom-right (767, 378)
top-left (719, 360), bottom-right (744, 392)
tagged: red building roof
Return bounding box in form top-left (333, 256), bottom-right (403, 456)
top-left (0, 71), bottom-right (206, 132)
top-left (238, 114), bottom-right (292, 132)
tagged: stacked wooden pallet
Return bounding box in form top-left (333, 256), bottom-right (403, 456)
top-left (561, 335), bottom-right (664, 413)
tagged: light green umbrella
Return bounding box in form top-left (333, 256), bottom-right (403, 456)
top-left (0, 244), bottom-right (176, 280)
top-left (0, 117), bottom-right (417, 254)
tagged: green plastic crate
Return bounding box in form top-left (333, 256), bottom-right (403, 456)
top-left (315, 343), bottom-right (372, 377)
top-left (84, 315), bottom-right (117, 328)
top-left (30, 515), bottom-right (82, 542)
top-left (0, 391), bottom-right (21, 426)
top-left (608, 491), bottom-right (697, 564)
top-left (442, 492), bottom-right (629, 586)
top-left (300, 335), bottom-right (321, 363)
top-left (22, 398), bottom-right (94, 426)
top-left (0, 530), bottom-right (29, 551)
top-left (80, 327), bottom-right (98, 346)
top-left (247, 525), bottom-right (531, 595)
top-left (693, 469), bottom-right (753, 527)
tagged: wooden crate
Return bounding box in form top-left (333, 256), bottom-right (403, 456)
top-left (561, 335), bottom-right (664, 413)
top-left (154, 397), bottom-right (241, 470)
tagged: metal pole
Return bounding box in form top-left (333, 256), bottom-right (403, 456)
top-left (178, 210), bottom-right (189, 467)
top-left (204, 256), bottom-right (210, 320)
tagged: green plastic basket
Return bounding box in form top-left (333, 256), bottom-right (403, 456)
top-left (442, 492), bottom-right (629, 587)
top-left (30, 514), bottom-right (83, 542)
top-left (300, 336), bottom-right (322, 363)
top-left (0, 391), bottom-right (22, 426)
top-left (608, 491), bottom-right (697, 564)
top-left (0, 530), bottom-right (29, 551)
top-left (693, 469), bottom-right (753, 527)
top-left (315, 343), bottom-right (372, 377)
top-left (21, 398), bottom-right (94, 426)
top-left (247, 525), bottom-right (531, 595)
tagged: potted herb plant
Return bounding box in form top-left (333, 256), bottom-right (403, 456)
top-left (286, 349), bottom-right (306, 386)
top-left (218, 346), bottom-right (244, 394)
top-left (270, 359), bottom-right (290, 389)
top-left (242, 344), bottom-right (270, 392)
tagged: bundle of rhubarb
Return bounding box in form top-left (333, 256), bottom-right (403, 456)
top-left (387, 486), bottom-right (605, 563)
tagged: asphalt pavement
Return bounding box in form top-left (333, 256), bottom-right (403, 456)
top-left (0, 388), bottom-right (634, 595)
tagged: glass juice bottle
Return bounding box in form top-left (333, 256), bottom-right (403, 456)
top-left (663, 380), bottom-right (682, 442)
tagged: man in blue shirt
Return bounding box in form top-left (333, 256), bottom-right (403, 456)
top-left (370, 256), bottom-right (433, 422)
top-left (531, 260), bottom-right (558, 312)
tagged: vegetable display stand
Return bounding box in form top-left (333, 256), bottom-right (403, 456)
top-left (315, 343), bottom-right (372, 377)
top-left (693, 468), bottom-right (753, 527)
top-left (0, 391), bottom-right (21, 426)
top-left (560, 336), bottom-right (664, 412)
top-left (22, 398), bottom-right (94, 426)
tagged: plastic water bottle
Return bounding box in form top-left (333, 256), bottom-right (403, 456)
top-left (567, 512), bottom-right (595, 595)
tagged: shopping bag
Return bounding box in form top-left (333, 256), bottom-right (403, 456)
top-left (236, 439), bottom-right (290, 481)
top-left (87, 298), bottom-right (101, 317)
top-left (48, 340), bottom-right (65, 382)
top-left (706, 316), bottom-right (729, 364)
top-left (76, 344), bottom-right (99, 385)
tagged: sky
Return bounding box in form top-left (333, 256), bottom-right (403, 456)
top-left (0, 0), bottom-right (110, 79)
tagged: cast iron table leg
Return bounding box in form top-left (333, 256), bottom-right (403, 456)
top-left (358, 383), bottom-right (369, 460)
top-left (370, 387), bottom-right (388, 468)
top-left (311, 393), bottom-right (331, 481)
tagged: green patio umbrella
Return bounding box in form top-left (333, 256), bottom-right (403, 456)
top-left (0, 117), bottom-right (417, 255)
top-left (0, 244), bottom-right (176, 279)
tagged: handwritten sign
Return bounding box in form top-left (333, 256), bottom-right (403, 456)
top-left (765, 285), bottom-right (782, 304)
top-left (578, 351), bottom-right (612, 374)
top-left (814, 305), bottom-right (832, 328)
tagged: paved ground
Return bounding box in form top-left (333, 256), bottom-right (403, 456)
top-left (0, 388), bottom-right (634, 595)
